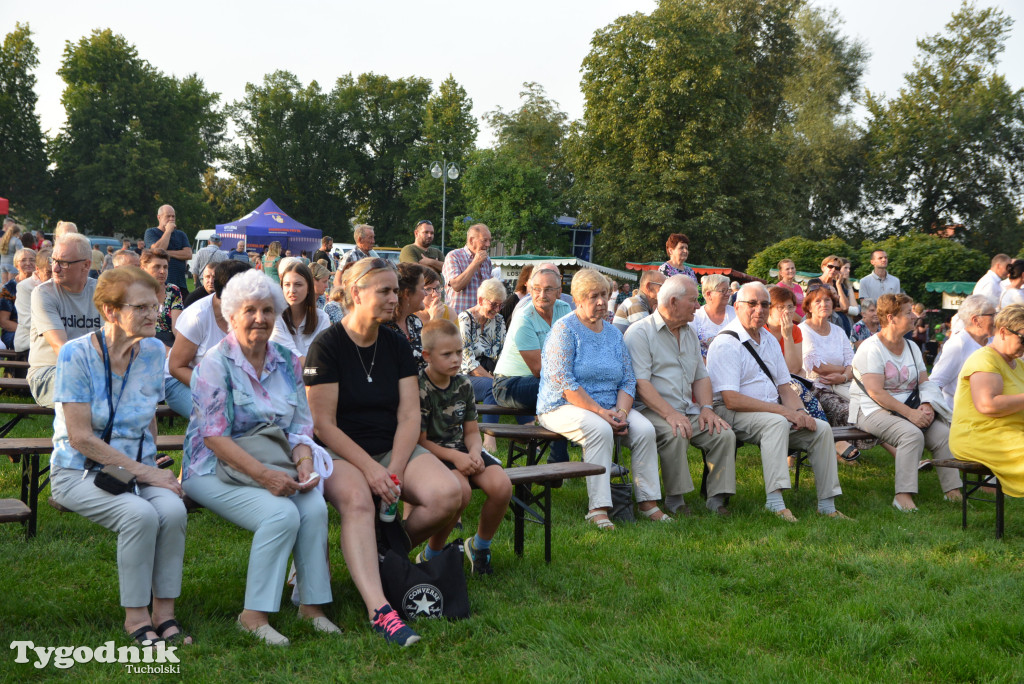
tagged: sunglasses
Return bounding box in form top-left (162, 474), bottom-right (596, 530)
top-left (827, 264), bottom-right (840, 270)
top-left (416, 220), bottom-right (433, 227)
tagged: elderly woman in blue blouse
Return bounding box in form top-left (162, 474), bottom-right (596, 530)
top-left (182, 269), bottom-right (337, 646)
top-left (459, 278), bottom-right (508, 451)
top-left (537, 269), bottom-right (661, 529)
top-left (49, 267), bottom-right (190, 645)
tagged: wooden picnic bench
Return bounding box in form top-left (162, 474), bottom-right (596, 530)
top-left (0, 349), bottom-right (27, 360)
top-left (0, 360), bottom-right (29, 370)
top-left (479, 423), bottom-right (563, 468)
top-left (2, 433), bottom-right (186, 539)
top-left (929, 459), bottom-right (1005, 539)
top-left (0, 377), bottom-right (30, 394)
top-left (0, 402), bottom-right (179, 438)
top-left (790, 426), bottom-right (876, 490)
top-left (506, 462), bottom-right (605, 563)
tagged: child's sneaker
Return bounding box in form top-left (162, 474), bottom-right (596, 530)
top-left (465, 537), bottom-right (493, 575)
top-left (414, 549), bottom-right (427, 564)
top-left (370, 605), bottom-right (420, 647)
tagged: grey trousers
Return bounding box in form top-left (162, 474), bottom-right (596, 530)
top-left (857, 409), bottom-right (961, 495)
top-left (640, 408), bottom-right (737, 499)
top-left (183, 474), bottom-right (332, 612)
top-left (714, 408), bottom-right (842, 502)
top-left (51, 466), bottom-right (187, 608)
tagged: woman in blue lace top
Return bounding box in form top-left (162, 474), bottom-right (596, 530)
top-left (537, 269), bottom-right (661, 530)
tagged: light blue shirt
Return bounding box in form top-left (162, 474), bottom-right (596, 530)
top-left (537, 314), bottom-right (636, 415)
top-left (51, 335), bottom-right (166, 470)
top-left (493, 299), bottom-right (571, 378)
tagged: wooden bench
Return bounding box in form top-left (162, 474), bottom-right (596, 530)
top-left (0, 498), bottom-right (32, 525)
top-left (506, 462), bottom-right (605, 563)
top-left (929, 459), bottom-right (1005, 539)
top-left (0, 402), bottom-right (179, 438)
top-left (475, 403), bottom-right (534, 417)
top-left (479, 423), bottom-right (563, 468)
top-left (1, 433), bottom-right (186, 539)
top-left (791, 426), bottom-right (876, 490)
top-left (0, 378), bottom-right (30, 395)
top-left (0, 360), bottom-right (30, 370)
top-left (0, 349), bottom-right (27, 360)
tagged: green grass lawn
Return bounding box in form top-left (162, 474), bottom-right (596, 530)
top-left (2, 406), bottom-right (1023, 682)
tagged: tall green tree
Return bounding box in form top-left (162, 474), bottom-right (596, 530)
top-left (459, 147), bottom-right (562, 255)
top-left (405, 75), bottom-right (478, 246)
top-left (567, 0), bottom-right (867, 268)
top-left (486, 82), bottom-right (571, 213)
top-left (337, 73), bottom-right (431, 245)
top-left (225, 71), bottom-right (354, 234)
top-left (862, 2), bottom-right (1024, 254)
top-left (0, 23), bottom-right (49, 221)
top-left (51, 29), bottom-right (224, 234)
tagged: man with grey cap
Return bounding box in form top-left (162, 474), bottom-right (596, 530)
top-left (624, 274), bottom-right (735, 516)
top-left (191, 233), bottom-right (227, 282)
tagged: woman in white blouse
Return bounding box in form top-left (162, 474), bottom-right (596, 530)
top-left (271, 260), bottom-right (330, 365)
top-left (799, 285), bottom-right (861, 463)
top-left (693, 273), bottom-right (736, 358)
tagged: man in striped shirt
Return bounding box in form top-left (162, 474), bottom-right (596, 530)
top-left (442, 224), bottom-right (493, 315)
top-left (613, 270), bottom-right (665, 333)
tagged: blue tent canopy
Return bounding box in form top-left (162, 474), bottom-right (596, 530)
top-left (216, 199), bottom-right (322, 256)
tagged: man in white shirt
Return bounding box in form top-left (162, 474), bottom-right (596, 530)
top-left (624, 275), bottom-right (735, 516)
top-left (972, 253), bottom-right (1011, 305)
top-left (929, 294), bottom-right (996, 406)
top-left (706, 282), bottom-right (846, 521)
top-left (857, 250), bottom-right (901, 302)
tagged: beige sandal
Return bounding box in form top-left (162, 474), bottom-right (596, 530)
top-left (639, 506), bottom-right (673, 522)
top-left (584, 510), bottom-right (615, 530)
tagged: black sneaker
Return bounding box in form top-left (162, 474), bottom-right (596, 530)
top-left (371, 605), bottom-right (420, 647)
top-left (465, 537), bottom-right (493, 575)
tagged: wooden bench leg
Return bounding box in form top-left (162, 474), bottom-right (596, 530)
top-left (510, 482), bottom-right (553, 563)
top-left (961, 480), bottom-right (969, 531)
top-left (996, 483), bottom-right (1004, 540)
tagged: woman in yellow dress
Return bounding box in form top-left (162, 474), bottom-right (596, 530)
top-left (949, 304), bottom-right (1024, 496)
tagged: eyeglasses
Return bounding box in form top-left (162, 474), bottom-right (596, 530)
top-left (711, 288), bottom-right (730, 295)
top-left (121, 303), bottom-right (159, 315)
top-left (50, 258), bottom-right (88, 270)
top-left (531, 287), bottom-right (559, 295)
top-left (424, 285), bottom-right (440, 294)
top-left (827, 264), bottom-right (840, 270)
top-left (737, 300), bottom-right (770, 309)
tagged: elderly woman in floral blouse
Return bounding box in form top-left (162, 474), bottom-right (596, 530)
top-left (182, 269), bottom-right (336, 646)
top-left (459, 278), bottom-right (507, 451)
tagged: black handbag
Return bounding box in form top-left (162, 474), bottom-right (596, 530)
top-left (609, 435), bottom-right (635, 522)
top-left (376, 517), bottom-right (470, 621)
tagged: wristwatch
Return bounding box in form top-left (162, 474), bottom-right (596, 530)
top-left (700, 404), bottom-right (714, 412)
top-left (795, 408), bottom-right (808, 414)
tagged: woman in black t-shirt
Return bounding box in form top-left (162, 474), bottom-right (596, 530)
top-left (304, 257), bottom-right (461, 645)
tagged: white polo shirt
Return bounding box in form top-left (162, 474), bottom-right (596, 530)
top-left (706, 318), bottom-right (789, 404)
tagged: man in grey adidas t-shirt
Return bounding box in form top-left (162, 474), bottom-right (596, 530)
top-left (28, 234), bottom-right (101, 407)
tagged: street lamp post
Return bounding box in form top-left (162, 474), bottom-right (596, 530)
top-left (429, 157), bottom-right (460, 253)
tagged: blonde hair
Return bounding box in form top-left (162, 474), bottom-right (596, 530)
top-left (0, 223), bottom-right (21, 254)
top-left (265, 241), bottom-right (282, 259)
top-left (421, 317), bottom-right (460, 352)
top-left (570, 268), bottom-right (609, 300)
top-left (994, 304), bottom-right (1024, 334)
top-left (340, 257), bottom-right (393, 309)
top-left (700, 273), bottom-right (729, 296)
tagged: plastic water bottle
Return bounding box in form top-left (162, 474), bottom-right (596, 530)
top-left (379, 474), bottom-right (401, 522)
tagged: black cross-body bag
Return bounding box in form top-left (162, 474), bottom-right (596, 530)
top-left (88, 329), bottom-right (144, 496)
top-left (720, 330), bottom-right (783, 405)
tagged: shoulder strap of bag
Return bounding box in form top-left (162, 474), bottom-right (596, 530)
top-left (720, 330), bottom-right (783, 405)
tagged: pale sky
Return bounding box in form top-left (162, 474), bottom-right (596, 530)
top-left (4, 0), bottom-right (1023, 149)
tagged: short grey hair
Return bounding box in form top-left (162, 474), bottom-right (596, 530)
top-left (529, 267), bottom-right (561, 288)
top-left (859, 298), bottom-right (876, 311)
top-left (56, 233), bottom-right (91, 259)
top-left (700, 273), bottom-right (729, 296)
top-left (13, 247), bottom-right (35, 264)
top-left (958, 293), bottom-right (996, 322)
top-left (737, 281), bottom-right (769, 302)
top-left (477, 278), bottom-right (507, 302)
top-left (657, 274), bottom-right (696, 307)
top-left (221, 269), bottom-right (287, 323)
top-left (354, 224), bottom-right (374, 240)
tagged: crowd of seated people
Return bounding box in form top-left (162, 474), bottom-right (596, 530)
top-left (11, 221), bottom-right (1024, 649)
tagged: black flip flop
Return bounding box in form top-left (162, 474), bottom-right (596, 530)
top-left (128, 624), bottom-right (163, 645)
top-left (839, 445), bottom-right (860, 462)
top-left (155, 619), bottom-right (192, 645)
